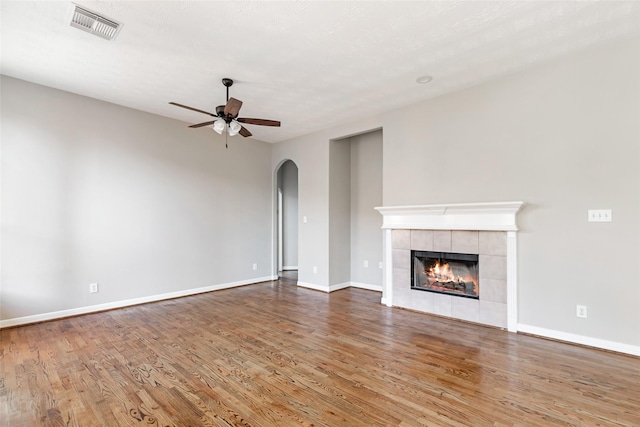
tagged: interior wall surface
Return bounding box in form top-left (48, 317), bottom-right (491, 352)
top-left (271, 117), bottom-right (383, 289)
top-left (1, 76), bottom-right (273, 322)
top-left (381, 38), bottom-right (640, 347)
top-left (271, 136), bottom-right (330, 287)
top-left (329, 139), bottom-right (351, 286)
top-left (279, 160), bottom-right (298, 269)
top-left (350, 130), bottom-right (383, 287)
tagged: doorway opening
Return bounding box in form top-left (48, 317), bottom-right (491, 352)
top-left (276, 160), bottom-right (298, 280)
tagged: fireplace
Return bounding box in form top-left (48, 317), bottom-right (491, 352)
top-left (376, 201), bottom-right (524, 331)
top-left (411, 250), bottom-right (479, 299)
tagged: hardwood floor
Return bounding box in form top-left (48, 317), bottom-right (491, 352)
top-left (1, 275), bottom-right (638, 426)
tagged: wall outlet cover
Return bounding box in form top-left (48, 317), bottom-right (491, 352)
top-left (576, 305), bottom-right (587, 318)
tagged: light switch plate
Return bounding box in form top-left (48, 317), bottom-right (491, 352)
top-left (588, 209), bottom-right (612, 222)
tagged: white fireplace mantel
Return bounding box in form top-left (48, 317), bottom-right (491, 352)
top-left (375, 201), bottom-right (524, 231)
top-left (375, 201), bottom-right (525, 332)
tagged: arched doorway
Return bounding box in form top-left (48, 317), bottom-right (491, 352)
top-left (276, 160), bottom-right (298, 279)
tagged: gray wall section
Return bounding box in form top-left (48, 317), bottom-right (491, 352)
top-left (271, 134), bottom-right (331, 286)
top-left (350, 131), bottom-right (383, 286)
top-left (1, 76), bottom-right (273, 321)
top-left (271, 115), bottom-right (383, 288)
top-left (382, 38), bottom-right (640, 346)
top-left (329, 139), bottom-right (351, 286)
top-left (280, 160), bottom-right (298, 268)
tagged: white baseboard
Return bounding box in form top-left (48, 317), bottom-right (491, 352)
top-left (282, 266), bottom-right (298, 271)
top-left (297, 281), bottom-right (351, 293)
top-left (517, 323), bottom-right (640, 357)
top-left (297, 281), bottom-right (382, 293)
top-left (349, 282), bottom-right (382, 292)
top-left (0, 276), bottom-right (277, 329)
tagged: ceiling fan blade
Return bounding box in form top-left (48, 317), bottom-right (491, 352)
top-left (224, 97), bottom-right (243, 117)
top-left (189, 121), bottom-right (217, 128)
top-left (239, 126), bottom-right (252, 137)
top-left (169, 102), bottom-right (216, 117)
top-left (237, 118), bottom-right (281, 127)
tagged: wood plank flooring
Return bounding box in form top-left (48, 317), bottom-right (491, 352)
top-left (1, 274), bottom-right (639, 426)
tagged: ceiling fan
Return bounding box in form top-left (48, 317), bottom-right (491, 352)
top-left (169, 78), bottom-right (281, 140)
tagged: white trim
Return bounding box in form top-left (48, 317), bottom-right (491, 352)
top-left (278, 188), bottom-right (283, 272)
top-left (350, 282), bottom-right (382, 292)
top-left (282, 266), bottom-right (298, 271)
top-left (297, 281), bottom-right (329, 292)
top-left (297, 281), bottom-right (382, 293)
top-left (0, 276), bottom-right (277, 329)
top-left (383, 229), bottom-right (393, 307)
top-left (518, 324), bottom-right (640, 357)
top-left (506, 231), bottom-right (518, 332)
top-left (375, 201), bottom-right (525, 231)
top-left (297, 281), bottom-right (350, 293)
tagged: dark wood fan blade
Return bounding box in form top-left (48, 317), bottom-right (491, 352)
top-left (224, 98), bottom-right (243, 117)
top-left (239, 126), bottom-right (252, 137)
top-left (237, 118), bottom-right (281, 127)
top-left (169, 102), bottom-right (217, 117)
top-left (189, 121), bottom-right (216, 128)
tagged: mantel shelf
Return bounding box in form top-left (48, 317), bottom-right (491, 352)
top-left (375, 201), bottom-right (525, 231)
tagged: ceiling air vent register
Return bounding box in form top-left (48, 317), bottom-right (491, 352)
top-left (70, 5), bottom-right (122, 40)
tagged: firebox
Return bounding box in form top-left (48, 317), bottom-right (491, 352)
top-left (411, 250), bottom-right (479, 299)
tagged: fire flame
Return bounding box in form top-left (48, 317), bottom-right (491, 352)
top-left (428, 261), bottom-right (465, 283)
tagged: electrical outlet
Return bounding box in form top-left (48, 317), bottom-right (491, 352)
top-left (313, 266), bottom-right (317, 274)
top-left (379, 261), bottom-right (383, 269)
top-left (252, 263), bottom-right (257, 271)
top-left (588, 209), bottom-right (612, 222)
top-left (576, 305), bottom-right (587, 318)
top-left (89, 283), bottom-right (99, 293)
top-left (364, 260), bottom-right (369, 268)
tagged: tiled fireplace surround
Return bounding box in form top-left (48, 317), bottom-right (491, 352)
top-left (376, 202), bottom-right (524, 332)
top-left (392, 229), bottom-right (508, 328)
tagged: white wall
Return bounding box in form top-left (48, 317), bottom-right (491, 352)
top-left (1, 76), bottom-right (273, 323)
top-left (350, 130), bottom-right (383, 288)
top-left (382, 38), bottom-right (640, 348)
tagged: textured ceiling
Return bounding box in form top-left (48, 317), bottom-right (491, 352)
top-left (2, 1), bottom-right (639, 143)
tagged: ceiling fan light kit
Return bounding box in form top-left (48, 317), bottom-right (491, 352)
top-left (212, 118), bottom-right (226, 134)
top-left (228, 120), bottom-right (242, 136)
top-left (170, 78), bottom-right (281, 146)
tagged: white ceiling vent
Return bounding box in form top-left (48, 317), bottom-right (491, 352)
top-left (70, 5), bottom-right (122, 40)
